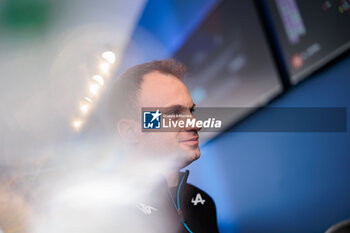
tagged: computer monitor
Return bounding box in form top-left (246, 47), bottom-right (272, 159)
top-left (174, 0), bottom-right (283, 137)
top-left (262, 0), bottom-right (350, 84)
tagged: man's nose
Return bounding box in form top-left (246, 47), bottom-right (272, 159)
top-left (185, 114), bottom-right (202, 132)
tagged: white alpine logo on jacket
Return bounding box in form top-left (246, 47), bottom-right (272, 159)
top-left (136, 203), bottom-right (158, 215)
top-left (191, 193), bottom-right (206, 206)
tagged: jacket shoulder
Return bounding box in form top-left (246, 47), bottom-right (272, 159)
top-left (180, 183), bottom-right (220, 233)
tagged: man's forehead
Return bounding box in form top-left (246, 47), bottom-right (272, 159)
top-left (139, 71), bottom-right (193, 107)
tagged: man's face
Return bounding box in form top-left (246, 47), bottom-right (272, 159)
top-left (137, 71), bottom-right (201, 169)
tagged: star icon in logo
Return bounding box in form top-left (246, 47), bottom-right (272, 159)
top-left (150, 110), bottom-right (161, 122)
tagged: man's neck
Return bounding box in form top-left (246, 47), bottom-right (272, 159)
top-left (165, 170), bottom-right (179, 187)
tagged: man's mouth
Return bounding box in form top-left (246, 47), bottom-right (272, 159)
top-left (179, 136), bottom-right (199, 146)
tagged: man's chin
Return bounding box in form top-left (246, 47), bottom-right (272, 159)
top-left (182, 149), bottom-right (201, 167)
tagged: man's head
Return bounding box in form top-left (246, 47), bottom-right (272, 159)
top-left (109, 59), bottom-right (201, 169)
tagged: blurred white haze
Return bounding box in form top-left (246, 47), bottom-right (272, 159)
top-left (0, 0), bottom-right (175, 232)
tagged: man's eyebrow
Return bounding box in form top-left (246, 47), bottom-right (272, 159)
top-left (164, 105), bottom-right (186, 112)
top-left (164, 104), bottom-right (196, 112)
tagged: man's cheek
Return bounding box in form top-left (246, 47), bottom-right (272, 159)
top-left (151, 134), bottom-right (176, 151)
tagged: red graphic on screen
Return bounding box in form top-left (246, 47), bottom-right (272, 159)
top-left (292, 53), bottom-right (304, 69)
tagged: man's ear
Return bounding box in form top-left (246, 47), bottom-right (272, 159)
top-left (117, 119), bottom-right (141, 143)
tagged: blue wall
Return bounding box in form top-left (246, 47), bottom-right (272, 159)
top-left (188, 55), bottom-right (350, 233)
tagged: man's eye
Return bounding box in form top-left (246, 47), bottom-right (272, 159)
top-left (172, 109), bottom-right (180, 115)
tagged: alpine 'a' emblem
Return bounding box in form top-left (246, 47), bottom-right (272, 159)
top-left (191, 193), bottom-right (206, 206)
top-left (136, 203), bottom-right (158, 215)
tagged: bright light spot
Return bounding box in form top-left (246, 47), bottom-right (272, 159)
top-left (102, 51), bottom-right (116, 64)
top-left (92, 75), bottom-right (104, 86)
top-left (73, 120), bottom-right (82, 130)
top-left (99, 62), bottom-right (110, 74)
top-left (80, 104), bottom-right (89, 114)
top-left (89, 83), bottom-right (100, 95)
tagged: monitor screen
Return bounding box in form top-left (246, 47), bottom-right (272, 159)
top-left (174, 0), bottom-right (282, 134)
top-left (263, 0), bottom-right (350, 84)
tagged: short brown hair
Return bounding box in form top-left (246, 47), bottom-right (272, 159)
top-left (108, 59), bottom-right (187, 125)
